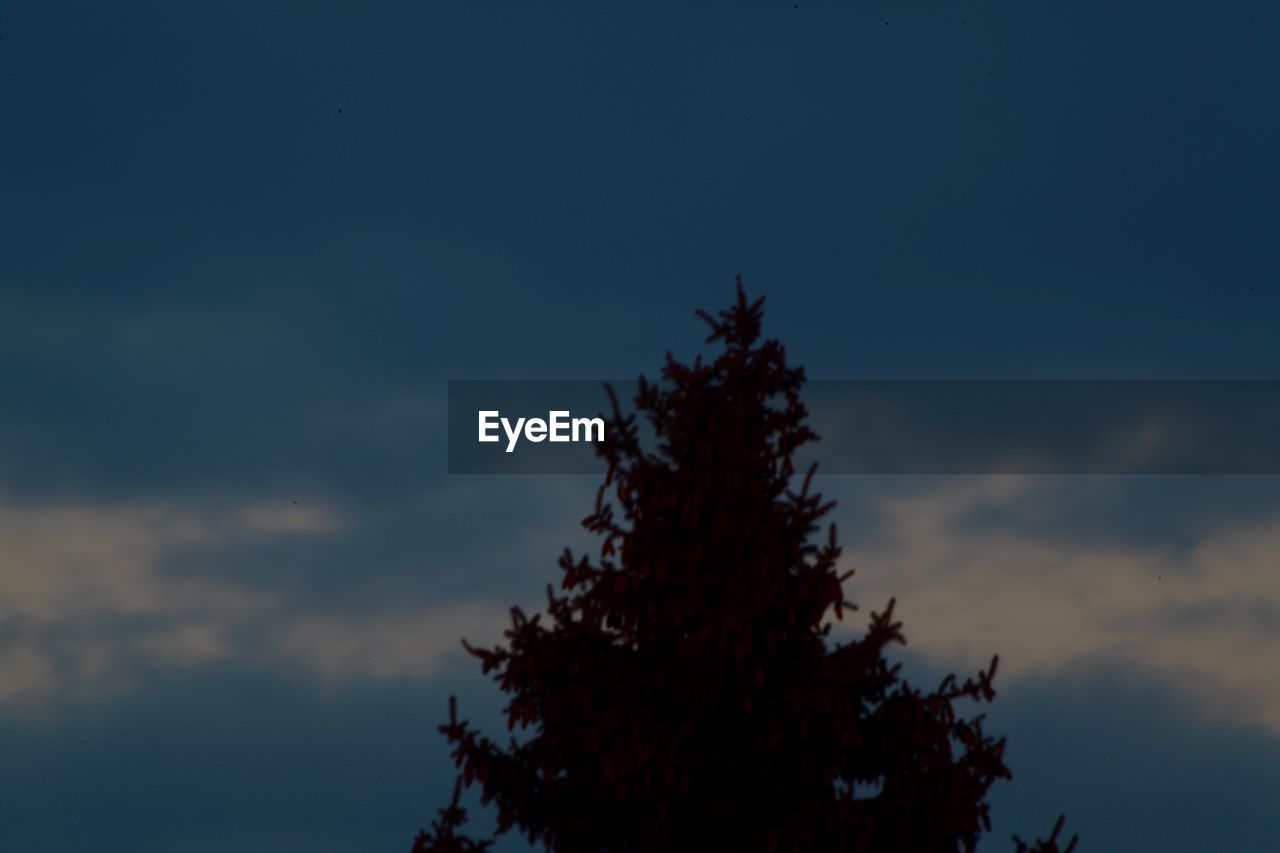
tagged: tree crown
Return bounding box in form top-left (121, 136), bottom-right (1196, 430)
top-left (414, 281), bottom-right (1073, 853)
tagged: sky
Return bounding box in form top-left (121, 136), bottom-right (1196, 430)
top-left (2, 0), bottom-right (1279, 849)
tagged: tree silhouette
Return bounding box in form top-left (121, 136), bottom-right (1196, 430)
top-left (415, 281), bottom-right (1074, 852)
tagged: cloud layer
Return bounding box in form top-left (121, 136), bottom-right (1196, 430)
top-left (7, 470), bottom-right (1277, 749)
top-left (830, 476), bottom-right (1280, 735)
top-left (0, 493), bottom-right (506, 712)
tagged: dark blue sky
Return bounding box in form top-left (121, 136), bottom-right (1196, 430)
top-left (2, 0), bottom-right (1279, 849)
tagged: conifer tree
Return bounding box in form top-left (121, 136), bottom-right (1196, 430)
top-left (415, 281), bottom-right (1074, 852)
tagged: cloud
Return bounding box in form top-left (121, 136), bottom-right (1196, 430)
top-left (829, 476), bottom-right (1280, 735)
top-left (8, 465), bottom-right (1279, 749)
top-left (236, 502), bottom-right (345, 535)
top-left (0, 493), bottom-right (504, 712)
top-left (271, 602), bottom-right (507, 684)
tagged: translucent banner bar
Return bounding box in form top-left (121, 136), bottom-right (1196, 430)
top-left (448, 380), bottom-right (1280, 475)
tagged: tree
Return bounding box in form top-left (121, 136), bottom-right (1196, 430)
top-left (414, 281), bottom-right (1074, 852)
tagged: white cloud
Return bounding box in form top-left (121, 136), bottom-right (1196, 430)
top-left (10, 474), bottom-right (1278, 740)
top-left (830, 476), bottom-right (1280, 734)
top-left (0, 494), bottom-right (501, 712)
top-left (271, 603), bottom-right (507, 684)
